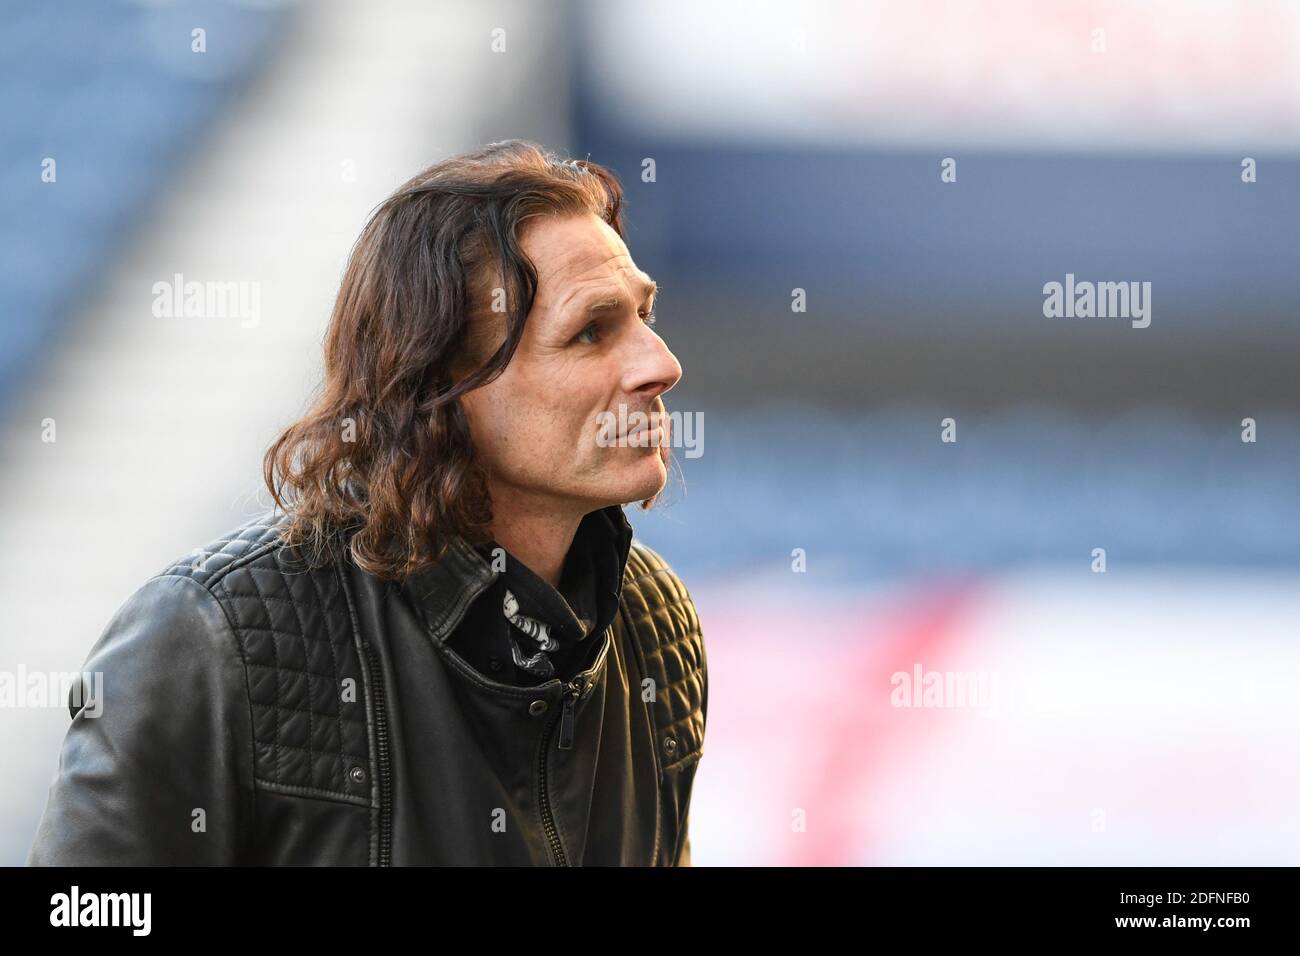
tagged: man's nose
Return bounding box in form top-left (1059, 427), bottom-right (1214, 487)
top-left (624, 328), bottom-right (682, 401)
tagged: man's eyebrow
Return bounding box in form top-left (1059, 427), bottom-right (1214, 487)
top-left (579, 279), bottom-right (658, 316)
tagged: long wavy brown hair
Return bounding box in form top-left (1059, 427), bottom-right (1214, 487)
top-left (263, 140), bottom-right (669, 581)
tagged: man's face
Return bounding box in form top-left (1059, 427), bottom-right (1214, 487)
top-left (458, 213), bottom-right (683, 516)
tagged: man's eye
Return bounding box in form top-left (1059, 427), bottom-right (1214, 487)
top-left (575, 310), bottom-right (655, 345)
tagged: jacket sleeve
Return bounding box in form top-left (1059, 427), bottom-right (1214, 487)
top-left (675, 599), bottom-right (706, 869)
top-left (676, 822), bottom-right (693, 867)
top-left (26, 574), bottom-right (254, 866)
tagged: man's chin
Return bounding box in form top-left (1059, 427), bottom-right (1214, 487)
top-left (602, 458), bottom-right (669, 509)
top-left (635, 462), bottom-right (671, 504)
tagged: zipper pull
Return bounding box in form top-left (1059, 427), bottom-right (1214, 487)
top-left (557, 678), bottom-right (583, 750)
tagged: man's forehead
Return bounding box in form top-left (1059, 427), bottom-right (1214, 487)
top-left (530, 218), bottom-right (654, 301)
top-left (547, 265), bottom-right (656, 319)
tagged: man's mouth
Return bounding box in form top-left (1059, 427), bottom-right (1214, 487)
top-left (620, 409), bottom-right (663, 441)
top-left (622, 421), bottom-right (668, 446)
top-left (597, 403), bottom-right (670, 447)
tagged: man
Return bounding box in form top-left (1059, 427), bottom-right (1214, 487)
top-left (27, 140), bottom-right (707, 866)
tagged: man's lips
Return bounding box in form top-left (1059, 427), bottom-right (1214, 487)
top-left (619, 412), bottom-right (664, 441)
top-left (621, 427), bottom-right (667, 449)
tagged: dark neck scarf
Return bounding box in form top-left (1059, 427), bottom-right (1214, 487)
top-left (475, 506), bottom-right (632, 682)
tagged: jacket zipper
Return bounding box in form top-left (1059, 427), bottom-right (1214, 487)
top-left (365, 641), bottom-right (394, 867)
top-left (538, 675), bottom-right (585, 865)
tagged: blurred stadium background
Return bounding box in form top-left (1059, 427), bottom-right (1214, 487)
top-left (3, 0), bottom-right (1299, 865)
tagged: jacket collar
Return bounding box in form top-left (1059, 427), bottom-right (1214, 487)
top-left (401, 504), bottom-right (635, 644)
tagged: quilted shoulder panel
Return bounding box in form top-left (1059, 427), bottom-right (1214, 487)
top-left (619, 540), bottom-right (707, 770)
top-left (157, 511), bottom-right (372, 807)
top-left (157, 511), bottom-right (289, 586)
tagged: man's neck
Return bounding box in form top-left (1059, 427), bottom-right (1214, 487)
top-left (486, 486), bottom-right (587, 589)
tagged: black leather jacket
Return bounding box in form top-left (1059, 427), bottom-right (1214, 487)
top-left (26, 505), bottom-right (707, 866)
